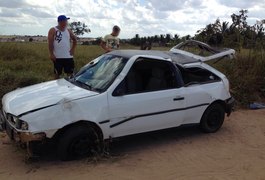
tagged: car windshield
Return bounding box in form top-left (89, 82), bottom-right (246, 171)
top-left (69, 54), bottom-right (128, 93)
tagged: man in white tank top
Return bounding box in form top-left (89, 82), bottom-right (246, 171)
top-left (48, 15), bottom-right (77, 79)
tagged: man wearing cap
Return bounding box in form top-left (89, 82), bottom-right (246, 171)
top-left (48, 15), bottom-right (77, 79)
top-left (101, 25), bottom-right (121, 53)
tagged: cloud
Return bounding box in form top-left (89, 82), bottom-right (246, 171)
top-left (0, 0), bottom-right (28, 8)
top-left (0, 7), bottom-right (23, 17)
top-left (217, 0), bottom-right (264, 8)
top-left (0, 0), bottom-right (264, 38)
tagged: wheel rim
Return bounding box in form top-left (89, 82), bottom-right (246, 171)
top-left (207, 110), bottom-right (222, 129)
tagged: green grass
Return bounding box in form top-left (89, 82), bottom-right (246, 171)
top-left (0, 42), bottom-right (264, 106)
top-left (214, 49), bottom-right (265, 105)
top-left (0, 42), bottom-right (104, 98)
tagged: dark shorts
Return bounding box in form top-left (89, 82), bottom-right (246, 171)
top-left (54, 58), bottom-right (74, 75)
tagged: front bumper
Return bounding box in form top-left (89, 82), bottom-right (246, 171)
top-left (0, 111), bottom-right (46, 143)
top-left (225, 97), bottom-right (235, 116)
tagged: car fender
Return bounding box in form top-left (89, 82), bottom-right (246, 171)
top-left (20, 93), bottom-right (109, 139)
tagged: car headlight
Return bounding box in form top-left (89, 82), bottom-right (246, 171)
top-left (14, 117), bottom-right (28, 130)
top-left (21, 121), bottom-right (28, 130)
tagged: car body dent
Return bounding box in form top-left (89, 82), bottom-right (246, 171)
top-left (19, 92), bottom-right (109, 138)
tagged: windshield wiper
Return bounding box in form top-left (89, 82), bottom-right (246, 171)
top-left (74, 79), bottom-right (93, 90)
top-left (68, 77), bottom-right (101, 93)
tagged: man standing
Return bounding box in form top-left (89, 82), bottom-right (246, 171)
top-left (101, 25), bottom-right (121, 53)
top-left (48, 15), bottom-right (77, 79)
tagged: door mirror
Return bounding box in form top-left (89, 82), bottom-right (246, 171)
top-left (113, 88), bottom-right (125, 96)
top-left (113, 80), bottom-right (126, 96)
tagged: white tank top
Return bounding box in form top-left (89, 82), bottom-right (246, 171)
top-left (53, 27), bottom-right (73, 59)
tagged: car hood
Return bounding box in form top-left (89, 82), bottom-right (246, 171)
top-left (2, 79), bottom-right (99, 116)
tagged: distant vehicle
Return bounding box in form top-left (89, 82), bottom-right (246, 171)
top-left (0, 40), bottom-right (235, 160)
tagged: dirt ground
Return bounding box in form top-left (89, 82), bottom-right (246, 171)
top-left (1, 110), bottom-right (265, 180)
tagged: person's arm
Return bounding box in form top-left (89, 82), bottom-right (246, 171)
top-left (100, 36), bottom-right (112, 52)
top-left (69, 29), bottom-right (77, 56)
top-left (48, 28), bottom-right (56, 62)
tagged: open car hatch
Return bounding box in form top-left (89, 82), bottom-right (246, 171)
top-left (170, 40), bottom-right (235, 62)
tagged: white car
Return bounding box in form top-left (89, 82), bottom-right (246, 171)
top-left (0, 40), bottom-right (235, 160)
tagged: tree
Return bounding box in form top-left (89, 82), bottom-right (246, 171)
top-left (174, 34), bottom-right (180, 43)
top-left (165, 34), bottom-right (171, 43)
top-left (231, 9), bottom-right (248, 32)
top-left (160, 34), bottom-right (165, 44)
top-left (69, 21), bottom-right (91, 36)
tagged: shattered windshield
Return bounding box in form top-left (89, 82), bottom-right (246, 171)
top-left (69, 54), bottom-right (128, 93)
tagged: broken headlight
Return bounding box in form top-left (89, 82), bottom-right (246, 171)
top-left (14, 117), bottom-right (28, 130)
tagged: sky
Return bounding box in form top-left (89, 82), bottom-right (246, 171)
top-left (0, 0), bottom-right (264, 38)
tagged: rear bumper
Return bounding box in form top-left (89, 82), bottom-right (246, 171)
top-left (0, 111), bottom-right (46, 143)
top-left (225, 97), bottom-right (235, 116)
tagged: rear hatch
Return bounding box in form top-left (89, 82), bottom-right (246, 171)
top-left (170, 40), bottom-right (235, 63)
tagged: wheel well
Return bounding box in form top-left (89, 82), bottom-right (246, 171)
top-left (52, 121), bottom-right (103, 142)
top-left (200, 100), bottom-right (226, 123)
top-left (210, 100), bottom-right (226, 111)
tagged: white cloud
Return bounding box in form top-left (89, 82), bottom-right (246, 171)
top-left (0, 0), bottom-right (264, 38)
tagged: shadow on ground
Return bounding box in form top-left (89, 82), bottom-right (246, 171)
top-left (29, 124), bottom-right (205, 163)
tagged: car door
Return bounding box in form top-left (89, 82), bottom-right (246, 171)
top-left (107, 58), bottom-right (186, 138)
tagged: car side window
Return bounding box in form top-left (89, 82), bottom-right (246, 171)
top-left (113, 58), bottom-right (180, 96)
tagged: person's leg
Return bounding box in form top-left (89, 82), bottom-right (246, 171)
top-left (64, 58), bottom-right (75, 77)
top-left (54, 59), bottom-right (63, 79)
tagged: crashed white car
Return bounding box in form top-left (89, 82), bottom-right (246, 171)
top-left (0, 40), bottom-right (235, 160)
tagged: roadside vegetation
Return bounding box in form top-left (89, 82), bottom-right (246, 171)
top-left (0, 43), bottom-right (104, 100)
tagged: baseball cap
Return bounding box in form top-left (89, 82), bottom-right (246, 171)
top-left (58, 15), bottom-right (70, 22)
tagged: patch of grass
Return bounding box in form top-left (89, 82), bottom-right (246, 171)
top-left (214, 49), bottom-right (265, 105)
top-left (0, 42), bottom-right (105, 99)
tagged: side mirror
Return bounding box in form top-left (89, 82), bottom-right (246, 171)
top-left (112, 79), bottom-right (126, 97)
top-left (113, 88), bottom-right (125, 96)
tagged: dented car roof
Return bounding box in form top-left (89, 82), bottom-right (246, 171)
top-left (108, 50), bottom-right (200, 64)
top-left (109, 40), bottom-right (235, 64)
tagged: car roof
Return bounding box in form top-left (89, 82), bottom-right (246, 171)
top-left (108, 50), bottom-right (200, 64)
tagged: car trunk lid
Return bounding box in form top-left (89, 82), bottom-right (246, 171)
top-left (170, 40), bottom-right (235, 63)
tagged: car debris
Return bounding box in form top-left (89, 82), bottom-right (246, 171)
top-left (249, 102), bottom-right (265, 110)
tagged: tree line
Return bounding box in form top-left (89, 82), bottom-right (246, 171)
top-left (69, 9), bottom-right (265, 50)
top-left (129, 9), bottom-right (265, 50)
top-left (195, 9), bottom-right (265, 50)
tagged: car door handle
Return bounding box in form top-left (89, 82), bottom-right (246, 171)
top-left (173, 96), bottom-right (185, 101)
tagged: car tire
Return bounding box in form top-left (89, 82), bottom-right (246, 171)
top-left (200, 103), bottom-right (225, 133)
top-left (57, 125), bottom-right (100, 161)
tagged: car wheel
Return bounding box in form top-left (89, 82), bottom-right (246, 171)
top-left (200, 103), bottom-right (225, 133)
top-left (57, 125), bottom-right (100, 161)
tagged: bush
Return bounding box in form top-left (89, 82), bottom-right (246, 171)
top-left (214, 49), bottom-right (265, 105)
